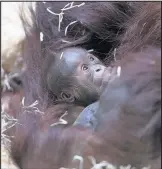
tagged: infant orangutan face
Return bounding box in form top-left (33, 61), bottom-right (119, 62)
top-left (47, 47), bottom-right (118, 103)
top-left (58, 47), bottom-right (107, 89)
top-left (58, 47), bottom-right (118, 92)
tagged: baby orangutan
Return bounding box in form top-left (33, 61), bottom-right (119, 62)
top-left (45, 47), bottom-right (118, 107)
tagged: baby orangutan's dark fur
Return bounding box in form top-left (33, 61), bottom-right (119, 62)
top-left (7, 2), bottom-right (161, 169)
top-left (9, 47), bottom-right (161, 169)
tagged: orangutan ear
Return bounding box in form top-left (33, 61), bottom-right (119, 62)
top-left (60, 91), bottom-right (75, 103)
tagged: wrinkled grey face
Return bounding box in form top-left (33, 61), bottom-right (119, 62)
top-left (57, 47), bottom-right (117, 92)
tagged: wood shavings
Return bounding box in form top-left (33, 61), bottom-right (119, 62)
top-left (141, 167), bottom-right (151, 169)
top-left (2, 74), bottom-right (13, 92)
top-left (60, 52), bottom-right (64, 59)
top-left (88, 156), bottom-right (151, 169)
top-left (117, 66), bottom-right (121, 77)
top-left (65, 20), bottom-right (78, 36)
top-left (46, 7), bottom-right (63, 32)
top-left (88, 49), bottom-right (94, 53)
top-left (2, 71), bottom-right (24, 92)
top-left (1, 103), bottom-right (22, 145)
top-left (45, 2), bottom-right (85, 32)
top-left (40, 32), bottom-right (44, 41)
top-left (88, 156), bottom-right (116, 169)
top-left (73, 155), bottom-right (84, 169)
top-left (51, 111), bottom-right (68, 126)
top-left (61, 39), bottom-right (72, 44)
top-left (21, 98), bottom-right (44, 115)
top-left (62, 2), bottom-right (85, 11)
top-left (92, 161), bottom-right (116, 169)
top-left (1, 145), bottom-right (18, 169)
top-left (119, 165), bottom-right (132, 169)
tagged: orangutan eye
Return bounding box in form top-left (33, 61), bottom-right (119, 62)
top-left (89, 56), bottom-right (95, 61)
top-left (82, 64), bottom-right (89, 71)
